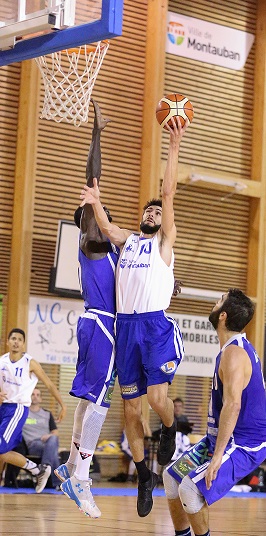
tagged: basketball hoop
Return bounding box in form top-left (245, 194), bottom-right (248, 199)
top-left (35, 41), bottom-right (109, 127)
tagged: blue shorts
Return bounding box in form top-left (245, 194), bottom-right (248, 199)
top-left (0, 403), bottom-right (29, 454)
top-left (166, 435), bottom-right (266, 505)
top-left (116, 310), bottom-right (184, 399)
top-left (70, 311), bottom-right (116, 408)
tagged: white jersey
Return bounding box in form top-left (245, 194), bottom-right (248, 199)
top-left (0, 352), bottom-right (38, 406)
top-left (116, 233), bottom-right (174, 314)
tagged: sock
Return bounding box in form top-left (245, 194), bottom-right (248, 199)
top-left (65, 461), bottom-right (76, 477)
top-left (162, 421), bottom-right (175, 435)
top-left (135, 459), bottom-right (150, 483)
top-left (23, 459), bottom-right (39, 475)
top-left (67, 399), bottom-right (89, 467)
top-left (175, 529), bottom-right (192, 536)
top-left (75, 403), bottom-right (107, 481)
top-left (67, 436), bottom-right (80, 467)
top-left (195, 531), bottom-right (210, 536)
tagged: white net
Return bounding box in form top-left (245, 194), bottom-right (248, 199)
top-left (35, 41), bottom-right (109, 127)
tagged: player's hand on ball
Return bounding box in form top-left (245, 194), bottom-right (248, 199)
top-left (165, 116), bottom-right (189, 142)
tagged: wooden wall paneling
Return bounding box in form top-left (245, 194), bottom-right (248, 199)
top-left (138, 0), bottom-right (167, 218)
top-left (6, 60), bottom-right (40, 336)
top-left (0, 63), bottom-right (20, 298)
top-left (247, 0), bottom-right (266, 359)
top-left (163, 1), bottom-right (256, 312)
top-left (138, 0), bottom-right (168, 425)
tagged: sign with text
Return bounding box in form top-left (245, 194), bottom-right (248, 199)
top-left (28, 296), bottom-right (83, 365)
top-left (166, 12), bottom-right (255, 70)
top-left (27, 297), bottom-right (219, 376)
top-left (172, 313), bottom-right (219, 377)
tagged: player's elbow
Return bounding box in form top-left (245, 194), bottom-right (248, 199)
top-left (161, 187), bottom-right (175, 200)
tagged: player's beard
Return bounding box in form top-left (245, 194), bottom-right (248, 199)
top-left (209, 307), bottom-right (222, 330)
top-left (140, 221), bottom-right (161, 234)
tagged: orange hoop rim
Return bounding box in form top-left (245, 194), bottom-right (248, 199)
top-left (60, 40), bottom-right (109, 55)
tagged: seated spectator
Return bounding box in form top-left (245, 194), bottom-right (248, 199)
top-left (173, 397), bottom-right (189, 426)
top-left (21, 388), bottom-right (61, 488)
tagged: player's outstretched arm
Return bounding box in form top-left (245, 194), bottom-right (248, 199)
top-left (204, 345), bottom-right (247, 490)
top-left (80, 178), bottom-right (131, 247)
top-left (160, 117), bottom-right (188, 243)
top-left (30, 359), bottom-right (67, 422)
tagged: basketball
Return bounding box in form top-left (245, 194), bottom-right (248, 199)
top-left (156, 93), bottom-right (194, 129)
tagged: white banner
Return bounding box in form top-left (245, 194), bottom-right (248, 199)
top-left (172, 313), bottom-right (219, 377)
top-left (166, 12), bottom-right (255, 70)
top-left (27, 297), bottom-right (219, 377)
top-left (28, 296), bottom-right (83, 365)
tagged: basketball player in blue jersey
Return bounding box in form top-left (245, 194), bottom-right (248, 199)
top-left (80, 117), bottom-right (188, 517)
top-left (0, 328), bottom-right (66, 493)
top-left (163, 289), bottom-right (266, 536)
top-left (55, 101), bottom-right (119, 518)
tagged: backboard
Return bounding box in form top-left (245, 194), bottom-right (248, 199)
top-left (49, 220), bottom-right (82, 299)
top-left (0, 0), bottom-right (123, 66)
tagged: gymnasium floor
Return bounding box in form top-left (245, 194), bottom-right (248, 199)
top-left (0, 482), bottom-right (265, 535)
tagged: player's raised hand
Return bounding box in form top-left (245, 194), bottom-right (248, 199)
top-left (165, 116), bottom-right (189, 144)
top-left (80, 177), bottom-right (100, 206)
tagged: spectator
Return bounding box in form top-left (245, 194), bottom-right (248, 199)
top-left (22, 388), bottom-right (61, 488)
top-left (173, 397), bottom-right (189, 426)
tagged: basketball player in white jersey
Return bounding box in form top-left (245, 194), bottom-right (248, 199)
top-left (0, 328), bottom-right (66, 493)
top-left (80, 116), bottom-right (189, 517)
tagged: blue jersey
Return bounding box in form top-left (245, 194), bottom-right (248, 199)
top-left (78, 248), bottom-right (118, 314)
top-left (207, 333), bottom-right (266, 449)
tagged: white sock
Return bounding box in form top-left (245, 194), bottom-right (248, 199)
top-left (75, 403), bottom-right (108, 481)
top-left (24, 459), bottom-right (39, 475)
top-left (67, 399), bottom-right (89, 467)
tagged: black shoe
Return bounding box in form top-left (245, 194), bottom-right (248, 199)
top-left (157, 423), bottom-right (176, 466)
top-left (137, 471), bottom-right (159, 517)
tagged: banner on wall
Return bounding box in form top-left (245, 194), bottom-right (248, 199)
top-left (171, 313), bottom-right (219, 378)
top-left (28, 296), bottom-right (219, 376)
top-left (28, 296), bottom-right (83, 365)
top-left (0, 295), bottom-right (2, 340)
top-left (166, 12), bottom-right (255, 70)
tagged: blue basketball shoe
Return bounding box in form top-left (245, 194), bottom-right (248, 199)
top-left (54, 464), bottom-right (71, 483)
top-left (61, 475), bottom-right (101, 518)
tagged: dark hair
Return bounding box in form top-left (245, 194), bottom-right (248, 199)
top-left (221, 288), bottom-right (255, 332)
top-left (8, 328), bottom-right (25, 341)
top-left (74, 206), bottom-right (83, 229)
top-left (173, 397), bottom-right (184, 405)
top-left (143, 199), bottom-right (162, 212)
top-left (74, 205), bottom-right (112, 229)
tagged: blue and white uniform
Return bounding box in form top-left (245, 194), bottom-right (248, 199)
top-left (0, 352), bottom-right (38, 453)
top-left (70, 247), bottom-right (118, 408)
top-left (115, 233), bottom-right (184, 399)
top-left (166, 333), bottom-right (266, 505)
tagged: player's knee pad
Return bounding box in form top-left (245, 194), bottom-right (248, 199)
top-left (179, 475), bottom-right (206, 514)
top-left (163, 467), bottom-right (180, 499)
